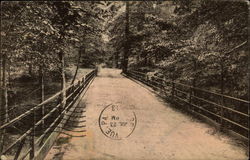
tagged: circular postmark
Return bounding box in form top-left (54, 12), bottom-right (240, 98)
top-left (98, 104), bottom-right (137, 140)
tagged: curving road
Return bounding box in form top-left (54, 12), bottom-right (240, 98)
top-left (46, 68), bottom-right (247, 160)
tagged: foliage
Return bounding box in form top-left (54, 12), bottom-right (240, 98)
top-left (1, 1), bottom-right (248, 100)
top-left (108, 1), bottom-right (248, 99)
top-left (1, 1), bottom-right (106, 78)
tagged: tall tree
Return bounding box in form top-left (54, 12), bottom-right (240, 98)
top-left (122, 1), bottom-right (130, 73)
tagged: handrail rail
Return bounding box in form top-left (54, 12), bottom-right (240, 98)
top-left (0, 70), bottom-right (95, 131)
top-left (129, 70), bottom-right (249, 104)
top-left (19, 78), bottom-right (89, 160)
top-left (127, 69), bottom-right (249, 140)
top-left (0, 68), bottom-right (97, 159)
top-left (175, 81), bottom-right (249, 104)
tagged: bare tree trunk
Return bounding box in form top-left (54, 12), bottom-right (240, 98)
top-left (28, 63), bottom-right (33, 77)
top-left (0, 54), bottom-right (8, 153)
top-left (192, 59), bottom-right (197, 88)
top-left (122, 1), bottom-right (130, 73)
top-left (71, 47), bottom-right (83, 85)
top-left (0, 52), bottom-right (2, 90)
top-left (39, 66), bottom-right (45, 129)
top-left (3, 55), bottom-right (8, 122)
top-left (220, 63), bottom-right (224, 95)
top-left (113, 54), bottom-right (116, 68)
top-left (0, 53), bottom-right (3, 154)
top-left (59, 52), bottom-right (66, 110)
top-left (8, 62), bottom-right (10, 86)
top-left (145, 53), bottom-right (148, 66)
top-left (220, 59), bottom-right (225, 129)
top-left (115, 52), bottom-right (119, 68)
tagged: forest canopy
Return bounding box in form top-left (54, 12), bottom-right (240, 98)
top-left (0, 1), bottom-right (249, 111)
top-left (107, 0), bottom-right (248, 100)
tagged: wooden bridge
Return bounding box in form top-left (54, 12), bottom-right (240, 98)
top-left (0, 68), bottom-right (248, 160)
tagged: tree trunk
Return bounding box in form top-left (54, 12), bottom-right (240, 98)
top-left (8, 62), bottom-right (11, 86)
top-left (0, 54), bottom-right (8, 153)
top-left (3, 56), bottom-right (8, 122)
top-left (115, 52), bottom-right (119, 68)
top-left (192, 59), bottom-right (197, 88)
top-left (112, 54), bottom-right (116, 68)
top-left (0, 52), bottom-right (2, 89)
top-left (220, 59), bottom-right (225, 129)
top-left (145, 53), bottom-right (148, 66)
top-left (28, 63), bottom-right (33, 77)
top-left (59, 52), bottom-right (66, 110)
top-left (220, 63), bottom-right (224, 95)
top-left (0, 53), bottom-right (3, 154)
top-left (0, 50), bottom-right (2, 117)
top-left (122, 1), bottom-right (130, 73)
top-left (71, 47), bottom-right (83, 85)
top-left (39, 66), bottom-right (45, 129)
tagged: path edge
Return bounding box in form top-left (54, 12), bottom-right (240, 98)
top-left (34, 76), bottom-right (96, 160)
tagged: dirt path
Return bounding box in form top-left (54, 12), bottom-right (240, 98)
top-left (46, 68), bottom-right (247, 160)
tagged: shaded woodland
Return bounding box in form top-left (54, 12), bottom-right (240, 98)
top-left (0, 0), bottom-right (249, 155)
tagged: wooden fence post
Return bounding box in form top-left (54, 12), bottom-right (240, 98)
top-left (30, 109), bottom-right (36, 160)
top-left (191, 59), bottom-right (197, 113)
top-left (59, 51), bottom-right (66, 112)
top-left (14, 137), bottom-right (26, 160)
top-left (172, 81), bottom-right (175, 101)
top-left (0, 54), bottom-right (8, 154)
top-left (41, 70), bottom-right (45, 130)
top-left (95, 67), bottom-right (98, 76)
top-left (0, 52), bottom-right (3, 155)
top-left (220, 61), bottom-right (225, 130)
top-left (188, 86), bottom-right (192, 112)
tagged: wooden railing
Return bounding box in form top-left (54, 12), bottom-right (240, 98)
top-left (0, 69), bottom-right (97, 160)
top-left (126, 70), bottom-right (249, 141)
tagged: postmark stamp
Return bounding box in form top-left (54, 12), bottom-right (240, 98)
top-left (98, 104), bottom-right (137, 140)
